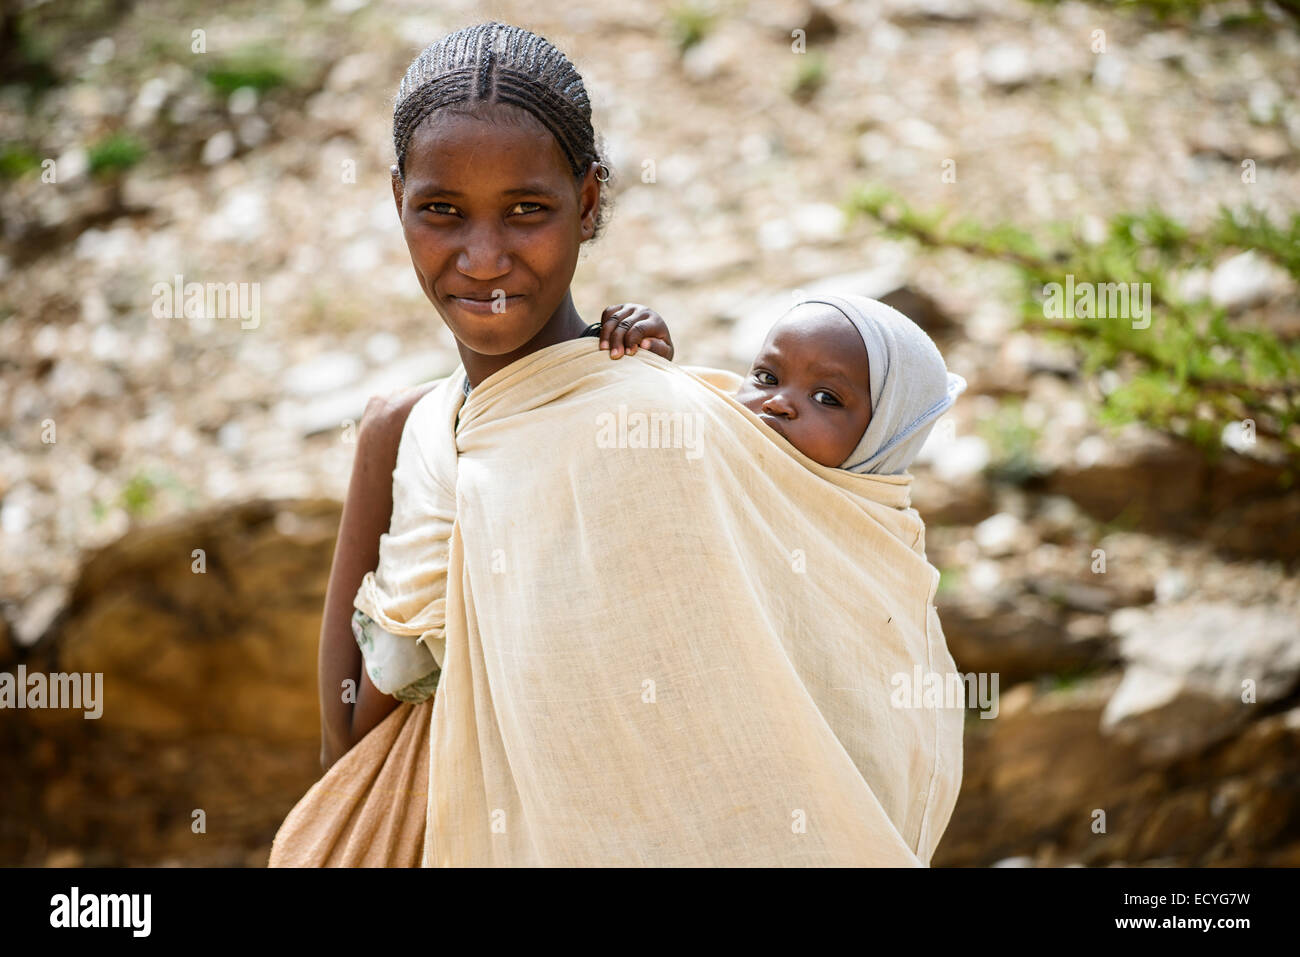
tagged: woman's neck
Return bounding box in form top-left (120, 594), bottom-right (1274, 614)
top-left (458, 290), bottom-right (589, 388)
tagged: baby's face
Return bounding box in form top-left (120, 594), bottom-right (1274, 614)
top-left (734, 304), bottom-right (873, 467)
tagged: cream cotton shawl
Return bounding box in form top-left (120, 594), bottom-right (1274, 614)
top-left (273, 336), bottom-right (963, 867)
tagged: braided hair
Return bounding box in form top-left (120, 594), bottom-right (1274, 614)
top-left (392, 21), bottom-right (612, 238)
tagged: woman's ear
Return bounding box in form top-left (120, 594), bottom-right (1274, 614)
top-left (578, 162), bottom-right (600, 239)
top-left (391, 165), bottom-right (404, 220)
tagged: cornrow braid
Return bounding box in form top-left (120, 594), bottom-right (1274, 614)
top-left (392, 21), bottom-right (612, 236)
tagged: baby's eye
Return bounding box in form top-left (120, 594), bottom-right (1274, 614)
top-left (753, 370), bottom-right (776, 386)
top-left (813, 389), bottom-right (842, 407)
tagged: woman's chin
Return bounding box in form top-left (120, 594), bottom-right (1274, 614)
top-left (446, 323), bottom-right (538, 357)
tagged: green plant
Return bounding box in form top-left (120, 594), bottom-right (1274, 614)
top-left (1027, 0), bottom-right (1300, 28)
top-left (203, 45), bottom-right (298, 95)
top-left (1039, 664), bottom-right (1107, 694)
top-left (0, 144), bottom-right (41, 179)
top-left (849, 186), bottom-right (1300, 471)
top-left (118, 472), bottom-right (157, 518)
top-left (667, 2), bottom-right (715, 53)
top-left (87, 132), bottom-right (145, 177)
top-left (100, 468), bottom-right (197, 521)
top-left (790, 51), bottom-right (827, 101)
top-left (978, 401), bottom-right (1045, 485)
top-left (937, 566), bottom-right (962, 595)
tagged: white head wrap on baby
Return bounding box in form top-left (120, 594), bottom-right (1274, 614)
top-left (791, 294), bottom-right (967, 475)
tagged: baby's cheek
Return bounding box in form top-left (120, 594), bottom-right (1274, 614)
top-left (732, 388), bottom-right (760, 415)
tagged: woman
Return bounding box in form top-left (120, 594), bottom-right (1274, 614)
top-left (270, 20), bottom-right (962, 867)
top-left (316, 21), bottom-right (627, 773)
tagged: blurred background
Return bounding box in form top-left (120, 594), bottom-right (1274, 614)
top-left (1, 0), bottom-right (1297, 866)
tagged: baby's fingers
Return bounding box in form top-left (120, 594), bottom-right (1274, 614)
top-left (606, 312), bottom-right (645, 358)
top-left (623, 325), bottom-right (673, 359)
top-left (634, 336), bottom-right (673, 360)
top-left (599, 305), bottom-right (635, 353)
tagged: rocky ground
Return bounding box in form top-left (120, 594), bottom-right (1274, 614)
top-left (1, 0), bottom-right (1298, 865)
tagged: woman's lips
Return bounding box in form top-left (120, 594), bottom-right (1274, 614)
top-left (449, 295), bottom-right (525, 314)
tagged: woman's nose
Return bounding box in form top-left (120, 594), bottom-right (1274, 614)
top-left (761, 392), bottom-right (796, 418)
top-left (456, 223), bottom-right (510, 279)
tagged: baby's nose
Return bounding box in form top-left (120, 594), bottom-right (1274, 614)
top-left (761, 392), bottom-right (796, 418)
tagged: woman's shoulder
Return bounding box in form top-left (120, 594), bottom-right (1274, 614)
top-left (360, 370), bottom-right (462, 451)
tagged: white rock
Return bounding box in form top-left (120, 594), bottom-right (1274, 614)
top-left (54, 147), bottom-right (89, 183)
top-left (724, 256), bottom-right (912, 362)
top-left (974, 512), bottom-right (1023, 556)
top-left (169, 92), bottom-right (205, 126)
top-left (217, 421), bottom-right (246, 454)
top-left (168, 425), bottom-right (199, 457)
top-left (739, 132), bottom-right (774, 164)
top-left (275, 350), bottom-right (453, 436)
top-left (1102, 602), bottom-right (1300, 761)
top-left (967, 559), bottom-right (1003, 594)
top-left (1072, 435), bottom-right (1108, 470)
top-left (238, 116), bottom-right (270, 148)
top-left (13, 584), bottom-right (69, 646)
top-left (365, 332), bottom-right (402, 364)
top-left (756, 218), bottom-right (796, 251)
top-left (74, 224), bottom-right (137, 265)
top-left (1091, 50), bottom-right (1125, 90)
top-left (326, 51), bottom-right (378, 91)
top-left (201, 130), bottom-right (237, 166)
top-left (81, 290), bottom-right (110, 325)
top-left (90, 324), bottom-right (124, 361)
top-left (1097, 369), bottom-right (1121, 396)
top-left (1, 483), bottom-right (33, 534)
top-left (87, 37), bottom-right (116, 65)
top-left (870, 21), bottom-right (905, 53)
top-left (32, 325), bottom-right (62, 358)
top-left (128, 76), bottom-right (170, 127)
top-left (1248, 81), bottom-right (1281, 124)
top-left (855, 130), bottom-right (891, 165)
top-left (208, 186), bottom-right (266, 240)
top-left (1209, 250), bottom-right (1292, 311)
top-left (283, 351), bottom-right (366, 397)
top-left (791, 203), bottom-right (846, 241)
top-left (682, 32), bottom-right (742, 82)
top-left (919, 433), bottom-right (990, 482)
top-left (340, 236), bottom-right (384, 273)
top-left (982, 44), bottom-right (1032, 88)
top-left (1154, 568), bottom-right (1190, 604)
top-left (227, 86), bottom-right (258, 116)
top-left (1221, 420), bottom-right (1257, 454)
top-left (1177, 267), bottom-right (1210, 301)
top-left (895, 117), bottom-right (949, 152)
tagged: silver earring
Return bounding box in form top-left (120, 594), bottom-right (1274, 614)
top-left (594, 162), bottom-right (611, 182)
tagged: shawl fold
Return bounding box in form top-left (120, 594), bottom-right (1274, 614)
top-left (271, 337), bottom-right (963, 867)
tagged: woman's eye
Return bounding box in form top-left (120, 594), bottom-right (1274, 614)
top-left (422, 202), bottom-right (545, 218)
top-left (813, 389), bottom-right (842, 407)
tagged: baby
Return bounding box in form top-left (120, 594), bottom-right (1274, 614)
top-left (598, 294), bottom-right (966, 474)
top-left (352, 293), bottom-right (965, 709)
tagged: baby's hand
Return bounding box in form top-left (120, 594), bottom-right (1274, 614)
top-left (599, 304), bottom-right (674, 360)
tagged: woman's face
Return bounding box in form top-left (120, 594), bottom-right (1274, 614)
top-left (392, 105), bottom-right (599, 356)
top-left (734, 304), bottom-right (874, 467)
